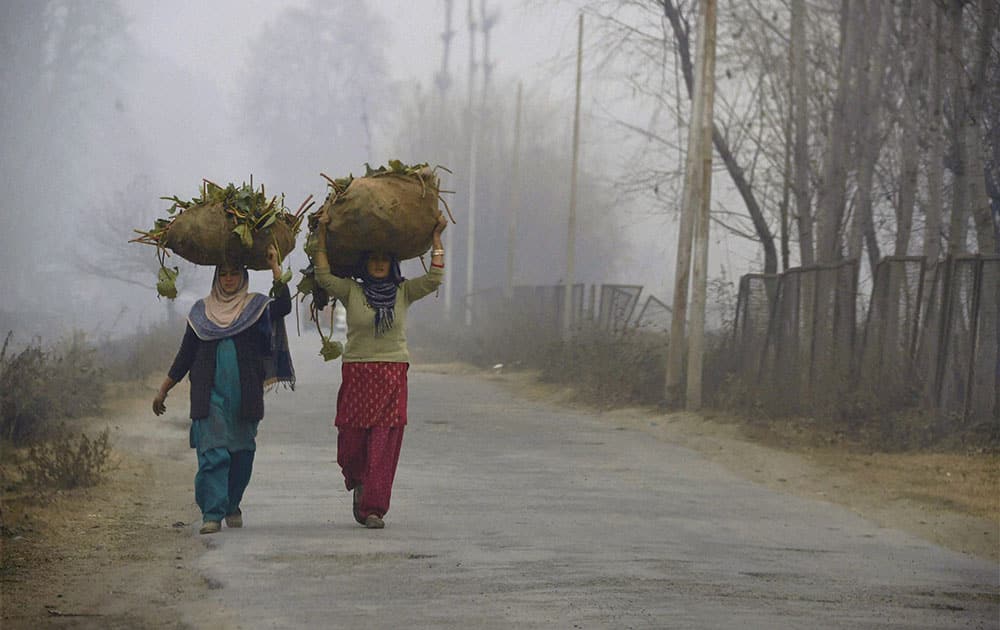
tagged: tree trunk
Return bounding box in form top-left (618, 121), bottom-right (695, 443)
top-left (816, 0), bottom-right (855, 263)
top-left (848, 0), bottom-right (885, 272)
top-left (895, 0), bottom-right (931, 257)
top-left (790, 0), bottom-right (814, 267)
top-left (946, 0), bottom-right (969, 254)
top-left (923, 4), bottom-right (945, 262)
top-left (968, 0), bottom-right (998, 255)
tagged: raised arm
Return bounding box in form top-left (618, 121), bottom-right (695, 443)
top-left (430, 212), bottom-right (446, 268)
top-left (404, 212), bottom-right (448, 302)
top-left (311, 209), bottom-right (355, 300)
top-left (267, 244), bottom-right (292, 316)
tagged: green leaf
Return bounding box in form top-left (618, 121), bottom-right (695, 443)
top-left (319, 337), bottom-right (343, 361)
top-left (296, 274), bottom-right (315, 295)
top-left (156, 266), bottom-right (179, 299)
top-left (233, 223), bottom-right (253, 248)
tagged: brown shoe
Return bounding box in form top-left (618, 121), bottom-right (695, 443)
top-left (199, 521), bottom-right (221, 535)
top-left (225, 510), bottom-right (243, 528)
top-left (364, 514), bottom-right (385, 529)
top-left (352, 485), bottom-right (364, 525)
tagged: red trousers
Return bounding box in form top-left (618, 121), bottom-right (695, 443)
top-left (337, 426), bottom-right (404, 519)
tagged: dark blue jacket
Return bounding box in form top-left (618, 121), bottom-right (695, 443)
top-left (167, 285), bottom-right (291, 421)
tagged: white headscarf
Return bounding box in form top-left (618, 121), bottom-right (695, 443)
top-left (203, 266), bottom-right (254, 328)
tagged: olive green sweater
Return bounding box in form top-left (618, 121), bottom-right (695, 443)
top-left (313, 265), bottom-right (443, 363)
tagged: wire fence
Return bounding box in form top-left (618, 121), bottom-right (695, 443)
top-left (464, 282), bottom-right (662, 336)
top-left (448, 253), bottom-right (998, 427)
top-left (751, 261), bottom-right (859, 412)
top-left (919, 255), bottom-right (1000, 424)
top-left (858, 257), bottom-right (926, 405)
top-left (732, 255), bottom-right (1000, 423)
top-left (633, 295), bottom-right (674, 332)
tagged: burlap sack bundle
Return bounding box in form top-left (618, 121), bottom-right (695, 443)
top-left (319, 171), bottom-right (440, 275)
top-left (161, 202), bottom-right (296, 269)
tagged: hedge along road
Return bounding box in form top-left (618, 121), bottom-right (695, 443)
top-left (178, 353), bottom-right (998, 629)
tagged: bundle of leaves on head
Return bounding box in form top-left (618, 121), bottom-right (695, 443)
top-left (298, 159), bottom-right (453, 360)
top-left (302, 160), bottom-right (451, 279)
top-left (132, 179), bottom-right (310, 298)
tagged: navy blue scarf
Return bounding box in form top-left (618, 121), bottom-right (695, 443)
top-left (356, 253), bottom-right (404, 337)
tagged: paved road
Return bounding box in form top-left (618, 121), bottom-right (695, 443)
top-left (182, 360), bottom-right (998, 629)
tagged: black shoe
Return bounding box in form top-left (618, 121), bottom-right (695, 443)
top-left (224, 509), bottom-right (243, 528)
top-left (353, 484), bottom-right (364, 525)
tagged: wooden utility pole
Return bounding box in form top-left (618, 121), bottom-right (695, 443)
top-left (505, 82), bottom-right (523, 300)
top-left (563, 13), bottom-right (583, 337)
top-left (664, 1), bottom-right (711, 405)
top-left (435, 0), bottom-right (455, 95)
top-left (684, 0), bottom-right (718, 410)
top-left (480, 0), bottom-right (497, 88)
top-left (464, 0), bottom-right (479, 326)
top-left (437, 0), bottom-right (456, 320)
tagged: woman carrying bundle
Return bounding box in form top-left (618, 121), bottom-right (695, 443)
top-left (312, 208), bottom-right (447, 529)
top-left (153, 245), bottom-right (294, 534)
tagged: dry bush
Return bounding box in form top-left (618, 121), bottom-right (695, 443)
top-left (536, 327), bottom-right (668, 408)
top-left (17, 428), bottom-right (113, 490)
top-left (0, 332), bottom-right (104, 444)
top-left (412, 312), bottom-right (669, 407)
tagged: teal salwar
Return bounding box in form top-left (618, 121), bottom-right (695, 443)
top-left (194, 447), bottom-right (255, 522)
top-left (191, 338), bottom-right (259, 522)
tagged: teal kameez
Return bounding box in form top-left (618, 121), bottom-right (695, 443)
top-left (190, 338), bottom-right (259, 522)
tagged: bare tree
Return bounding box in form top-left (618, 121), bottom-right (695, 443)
top-left (74, 176), bottom-right (210, 320)
top-left (240, 1), bottom-right (393, 198)
top-left (582, 0), bottom-right (779, 273)
top-left (0, 0), bottom-right (132, 300)
top-left (580, 0), bottom-right (995, 271)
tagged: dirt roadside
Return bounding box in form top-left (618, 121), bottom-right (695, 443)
top-left (1, 366), bottom-right (996, 627)
top-left (0, 380), bottom-right (224, 629)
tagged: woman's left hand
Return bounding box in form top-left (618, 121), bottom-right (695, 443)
top-left (267, 244), bottom-right (281, 277)
top-left (433, 212), bottom-right (448, 236)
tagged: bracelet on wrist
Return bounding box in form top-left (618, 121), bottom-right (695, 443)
top-left (431, 249), bottom-right (445, 256)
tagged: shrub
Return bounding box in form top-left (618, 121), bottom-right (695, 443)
top-left (537, 326), bottom-right (668, 407)
top-left (17, 428), bottom-right (113, 489)
top-left (0, 332), bottom-right (104, 444)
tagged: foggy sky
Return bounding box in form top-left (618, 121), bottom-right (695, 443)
top-left (1, 0), bottom-right (751, 341)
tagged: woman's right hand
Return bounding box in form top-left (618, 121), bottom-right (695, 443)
top-left (314, 209), bottom-right (330, 251)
